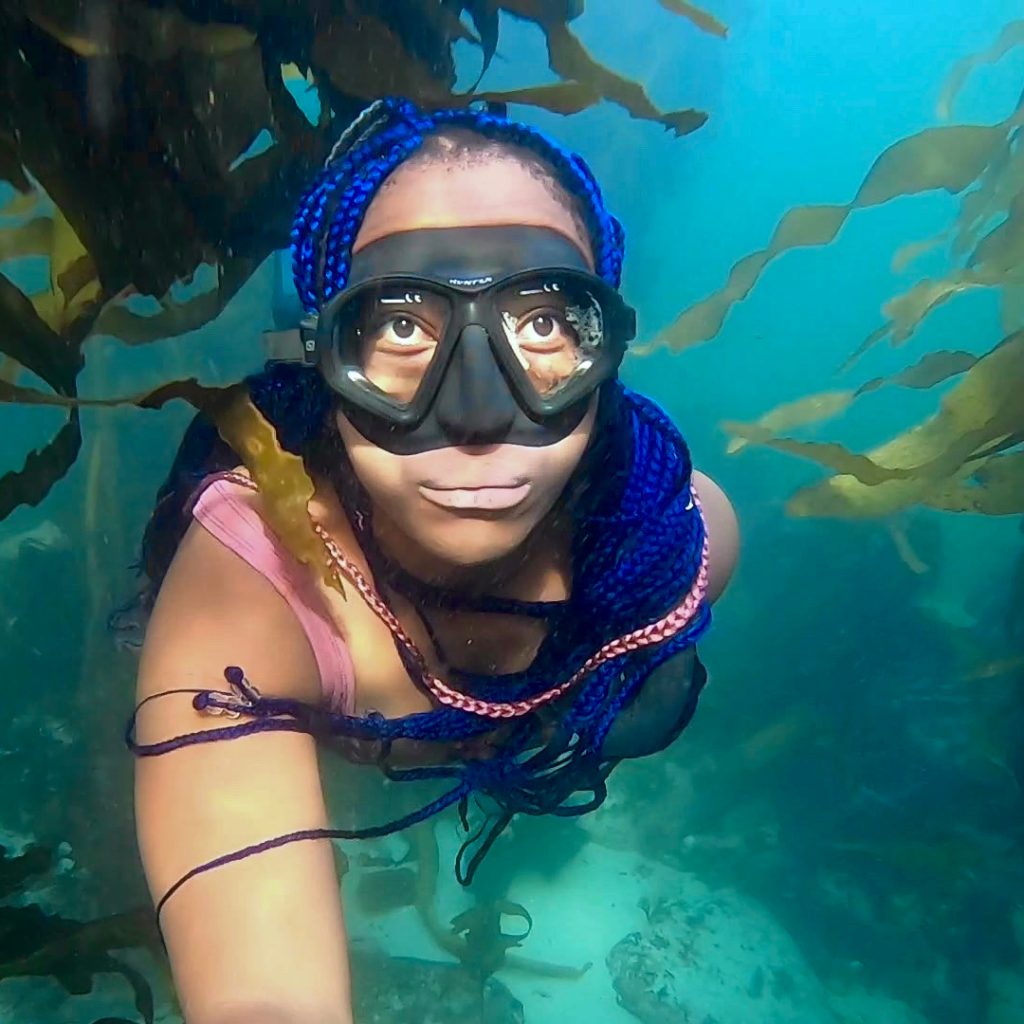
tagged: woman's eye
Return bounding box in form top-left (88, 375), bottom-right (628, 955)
top-left (519, 313), bottom-right (568, 345)
top-left (380, 316), bottom-right (430, 346)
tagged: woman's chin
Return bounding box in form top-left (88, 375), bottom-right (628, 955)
top-left (414, 518), bottom-right (534, 571)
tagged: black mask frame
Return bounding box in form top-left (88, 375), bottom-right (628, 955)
top-left (302, 267), bottom-right (636, 430)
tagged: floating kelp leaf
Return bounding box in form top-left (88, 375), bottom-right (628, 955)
top-left (92, 258), bottom-right (257, 345)
top-left (476, 80), bottom-right (603, 115)
top-left (783, 329), bottom-right (1024, 517)
top-left (31, 207), bottom-right (101, 334)
top-left (0, 274), bottom-right (79, 395)
top-left (725, 350), bottom-right (979, 455)
top-left (0, 376), bottom-right (228, 414)
top-left (722, 391), bottom-right (855, 454)
top-left (0, 357), bottom-right (21, 385)
top-left (1003, 285), bottom-right (1024, 332)
top-left (0, 215), bottom-right (51, 262)
top-left (497, 0), bottom-right (585, 21)
top-left (542, 22), bottom-right (708, 136)
top-left (26, 1), bottom-right (256, 61)
top-left (856, 349), bottom-right (979, 395)
top-left (891, 234), bottom-right (947, 273)
top-left (885, 520), bottom-right (930, 574)
top-left (859, 125), bottom-right (1011, 204)
top-left (968, 430), bottom-right (1024, 461)
top-left (214, 390), bottom-right (338, 593)
top-left (925, 450), bottom-right (1024, 515)
top-left (760, 437), bottom-right (920, 487)
top-left (885, 275), bottom-right (990, 344)
top-left (0, 413), bottom-right (80, 521)
top-left (971, 190), bottom-right (1024, 276)
top-left (0, 188), bottom-right (41, 219)
top-left (424, 3), bottom-right (481, 47)
top-left (841, 273), bottom-right (992, 369)
top-left (951, 130), bottom-right (1024, 259)
top-left (0, 201), bottom-right (101, 334)
top-left (463, 0), bottom-right (500, 86)
top-left (312, 14), bottom-right (451, 105)
top-left (657, 0), bottom-right (728, 38)
top-left (653, 123), bottom-right (1013, 352)
top-left (938, 20), bottom-right (1024, 120)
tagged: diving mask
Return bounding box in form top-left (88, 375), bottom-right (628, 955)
top-left (291, 226), bottom-right (636, 453)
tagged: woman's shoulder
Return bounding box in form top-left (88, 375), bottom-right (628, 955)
top-left (141, 507), bottom-right (325, 706)
top-left (692, 470), bottom-right (739, 605)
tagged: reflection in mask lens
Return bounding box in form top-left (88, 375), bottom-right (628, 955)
top-left (335, 275), bottom-right (605, 406)
top-left (498, 278), bottom-right (603, 398)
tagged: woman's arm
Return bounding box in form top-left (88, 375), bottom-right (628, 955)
top-left (692, 470), bottom-right (739, 605)
top-left (134, 520), bottom-right (353, 1024)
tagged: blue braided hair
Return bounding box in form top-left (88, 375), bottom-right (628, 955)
top-left (291, 96), bottom-right (626, 311)
top-left (135, 98), bottom-right (709, 885)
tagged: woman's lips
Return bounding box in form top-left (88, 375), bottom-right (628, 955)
top-left (418, 482), bottom-right (531, 511)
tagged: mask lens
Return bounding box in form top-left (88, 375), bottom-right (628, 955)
top-left (496, 275), bottom-right (605, 398)
top-left (333, 283), bottom-right (452, 405)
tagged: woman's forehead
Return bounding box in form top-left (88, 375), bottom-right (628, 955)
top-left (354, 158), bottom-right (594, 267)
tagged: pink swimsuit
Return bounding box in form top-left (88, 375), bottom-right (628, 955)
top-left (191, 477), bottom-right (355, 715)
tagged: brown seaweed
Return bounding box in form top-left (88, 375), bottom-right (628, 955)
top-left (657, 0), bottom-right (729, 38)
top-left (0, 905), bottom-right (159, 1023)
top-left (0, 0), bottom-right (720, 524)
top-left (669, 19), bottom-right (1024, 522)
top-left (937, 19), bottom-right (1024, 120)
top-left (540, 21), bottom-right (709, 136)
top-left (649, 120), bottom-right (1017, 355)
top-left (722, 349), bottom-right (979, 454)
top-left (0, 846), bottom-right (161, 1024)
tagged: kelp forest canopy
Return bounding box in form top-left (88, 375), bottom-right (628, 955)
top-left (0, 0), bottom-right (726, 526)
top-left (650, 19), bottom-right (1024, 524)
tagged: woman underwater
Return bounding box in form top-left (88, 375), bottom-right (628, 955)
top-left (131, 98), bottom-right (739, 1024)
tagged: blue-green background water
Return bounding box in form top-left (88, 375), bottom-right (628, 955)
top-left (1, 1), bottom-right (1022, 1021)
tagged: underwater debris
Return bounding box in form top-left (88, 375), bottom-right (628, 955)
top-left (405, 822), bottom-right (591, 979)
top-left (448, 901), bottom-right (535, 980)
top-left (0, 0), bottom-right (722, 525)
top-left (666, 19), bottom-right (1024, 520)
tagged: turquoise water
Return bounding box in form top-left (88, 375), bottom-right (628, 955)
top-left (0, 1), bottom-right (1022, 1021)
